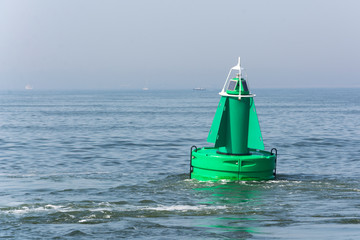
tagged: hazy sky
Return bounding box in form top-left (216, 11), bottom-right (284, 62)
top-left (0, 0), bottom-right (359, 90)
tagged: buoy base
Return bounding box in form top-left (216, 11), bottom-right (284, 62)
top-left (190, 147), bottom-right (276, 181)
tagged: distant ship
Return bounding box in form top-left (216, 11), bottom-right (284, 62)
top-left (142, 78), bottom-right (149, 91)
top-left (25, 84), bottom-right (33, 90)
top-left (193, 87), bottom-right (206, 91)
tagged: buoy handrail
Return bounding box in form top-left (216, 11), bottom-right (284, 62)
top-left (271, 148), bottom-right (278, 178)
top-left (219, 92), bottom-right (255, 98)
top-left (190, 145), bottom-right (197, 179)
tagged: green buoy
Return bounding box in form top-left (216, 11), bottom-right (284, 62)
top-left (190, 57), bottom-right (277, 181)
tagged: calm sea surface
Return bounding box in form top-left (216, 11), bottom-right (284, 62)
top-left (0, 89), bottom-right (359, 239)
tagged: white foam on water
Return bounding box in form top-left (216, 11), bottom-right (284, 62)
top-left (3, 204), bottom-right (66, 215)
top-left (0, 172), bottom-right (111, 178)
top-left (0, 173), bottom-right (37, 177)
top-left (1, 202), bottom-right (118, 215)
top-left (2, 202), bottom-right (227, 217)
top-left (44, 204), bottom-right (63, 210)
top-left (145, 205), bottom-right (227, 212)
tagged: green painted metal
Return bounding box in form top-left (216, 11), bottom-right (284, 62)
top-left (247, 98), bottom-right (265, 150)
top-left (208, 95), bottom-right (265, 151)
top-left (221, 96), bottom-right (250, 154)
top-left (207, 94), bottom-right (250, 154)
top-left (207, 97), bottom-right (228, 145)
top-left (191, 147), bottom-right (276, 181)
top-left (208, 77), bottom-right (251, 155)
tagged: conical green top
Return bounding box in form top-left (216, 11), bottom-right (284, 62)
top-left (207, 78), bottom-right (264, 155)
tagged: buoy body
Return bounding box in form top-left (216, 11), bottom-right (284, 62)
top-left (191, 148), bottom-right (276, 181)
top-left (190, 58), bottom-right (277, 181)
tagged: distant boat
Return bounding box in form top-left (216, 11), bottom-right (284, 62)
top-left (142, 78), bottom-right (149, 91)
top-left (193, 87), bottom-right (206, 91)
top-left (25, 84), bottom-right (33, 90)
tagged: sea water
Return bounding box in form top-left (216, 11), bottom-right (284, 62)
top-left (0, 89), bottom-right (359, 239)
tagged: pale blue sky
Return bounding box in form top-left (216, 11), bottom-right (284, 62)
top-left (0, 0), bottom-right (359, 90)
